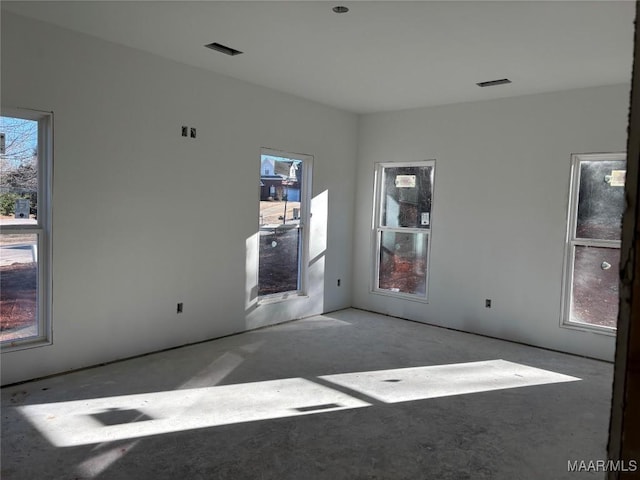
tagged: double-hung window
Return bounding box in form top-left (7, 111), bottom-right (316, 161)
top-left (561, 152), bottom-right (625, 333)
top-left (0, 109), bottom-right (52, 349)
top-left (373, 161), bottom-right (435, 300)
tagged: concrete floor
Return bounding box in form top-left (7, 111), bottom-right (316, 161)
top-left (1, 308), bottom-right (612, 479)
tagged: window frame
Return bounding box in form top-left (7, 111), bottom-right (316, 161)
top-left (372, 160), bottom-right (435, 302)
top-left (1, 107), bottom-right (53, 351)
top-left (560, 152), bottom-right (625, 335)
top-left (257, 148), bottom-right (313, 304)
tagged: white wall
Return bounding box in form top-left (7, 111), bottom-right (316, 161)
top-left (1, 12), bottom-right (358, 385)
top-left (354, 84), bottom-right (630, 361)
top-left (1, 12), bottom-right (629, 385)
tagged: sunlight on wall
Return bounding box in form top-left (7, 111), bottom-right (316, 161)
top-left (309, 190), bottom-right (328, 264)
top-left (307, 189), bottom-right (329, 307)
top-left (244, 232), bottom-right (259, 310)
top-left (17, 360), bottom-right (579, 449)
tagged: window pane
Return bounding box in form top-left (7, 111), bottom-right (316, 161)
top-left (378, 231), bottom-right (428, 296)
top-left (0, 116), bottom-right (39, 226)
top-left (258, 154), bottom-right (303, 296)
top-left (576, 160), bottom-right (625, 240)
top-left (570, 245), bottom-right (619, 328)
top-left (381, 166), bottom-right (433, 228)
top-left (1, 233), bottom-right (39, 342)
top-left (258, 226), bottom-right (300, 296)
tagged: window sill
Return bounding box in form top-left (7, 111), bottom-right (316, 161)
top-left (560, 321), bottom-right (617, 337)
top-left (258, 292), bottom-right (309, 306)
top-left (1, 337), bottom-right (52, 353)
top-left (371, 288), bottom-right (430, 304)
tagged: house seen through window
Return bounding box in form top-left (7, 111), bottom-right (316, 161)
top-left (258, 150), bottom-right (311, 298)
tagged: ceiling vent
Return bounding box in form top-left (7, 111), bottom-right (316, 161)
top-left (204, 42), bottom-right (243, 56)
top-left (476, 78), bottom-right (512, 87)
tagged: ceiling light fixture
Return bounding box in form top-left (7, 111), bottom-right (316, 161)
top-left (332, 6), bottom-right (349, 14)
top-left (204, 42), bottom-right (243, 56)
top-left (476, 78), bottom-right (512, 88)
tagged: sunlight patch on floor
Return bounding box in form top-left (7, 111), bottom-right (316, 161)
top-left (178, 351), bottom-right (246, 389)
top-left (77, 439), bottom-right (140, 477)
top-left (17, 360), bottom-right (579, 448)
top-left (320, 359), bottom-right (579, 403)
top-left (19, 378), bottom-right (370, 447)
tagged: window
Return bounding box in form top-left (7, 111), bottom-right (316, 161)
top-left (258, 149), bottom-right (311, 299)
top-left (373, 161), bottom-right (435, 300)
top-left (561, 153), bottom-right (625, 333)
top-left (0, 109), bottom-right (52, 348)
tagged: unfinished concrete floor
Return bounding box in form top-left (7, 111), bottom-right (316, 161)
top-left (1, 309), bottom-right (612, 479)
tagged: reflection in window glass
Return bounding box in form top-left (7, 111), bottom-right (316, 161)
top-left (576, 160), bottom-right (625, 240)
top-left (571, 246), bottom-right (619, 328)
top-left (0, 233), bottom-right (39, 342)
top-left (378, 230), bottom-right (428, 296)
top-left (381, 166), bottom-right (433, 229)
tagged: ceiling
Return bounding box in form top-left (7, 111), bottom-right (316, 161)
top-left (2, 1), bottom-right (635, 114)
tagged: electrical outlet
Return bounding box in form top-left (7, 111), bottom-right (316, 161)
top-left (485, 299), bottom-right (492, 308)
top-left (177, 302), bottom-right (184, 314)
top-left (181, 126), bottom-right (188, 137)
top-left (190, 127), bottom-right (197, 139)
top-left (337, 279), bottom-right (341, 287)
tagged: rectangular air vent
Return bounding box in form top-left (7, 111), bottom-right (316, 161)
top-left (476, 78), bottom-right (512, 87)
top-left (204, 42), bottom-right (243, 56)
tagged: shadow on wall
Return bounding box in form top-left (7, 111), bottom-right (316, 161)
top-left (245, 190), bottom-right (328, 329)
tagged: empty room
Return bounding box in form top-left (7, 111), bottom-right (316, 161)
top-left (1, 1), bottom-right (639, 479)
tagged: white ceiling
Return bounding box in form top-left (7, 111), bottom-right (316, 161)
top-left (2, 1), bottom-right (635, 114)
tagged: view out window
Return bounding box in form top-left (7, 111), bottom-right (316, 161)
top-left (373, 161), bottom-right (435, 299)
top-left (0, 110), bottom-right (52, 348)
top-left (258, 150), bottom-right (311, 298)
top-left (561, 153), bottom-right (625, 332)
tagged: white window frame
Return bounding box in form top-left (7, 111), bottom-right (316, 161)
top-left (1, 107), bottom-right (53, 351)
top-left (372, 160), bottom-right (435, 302)
top-left (560, 152), bottom-right (625, 335)
top-left (258, 148), bottom-right (312, 303)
